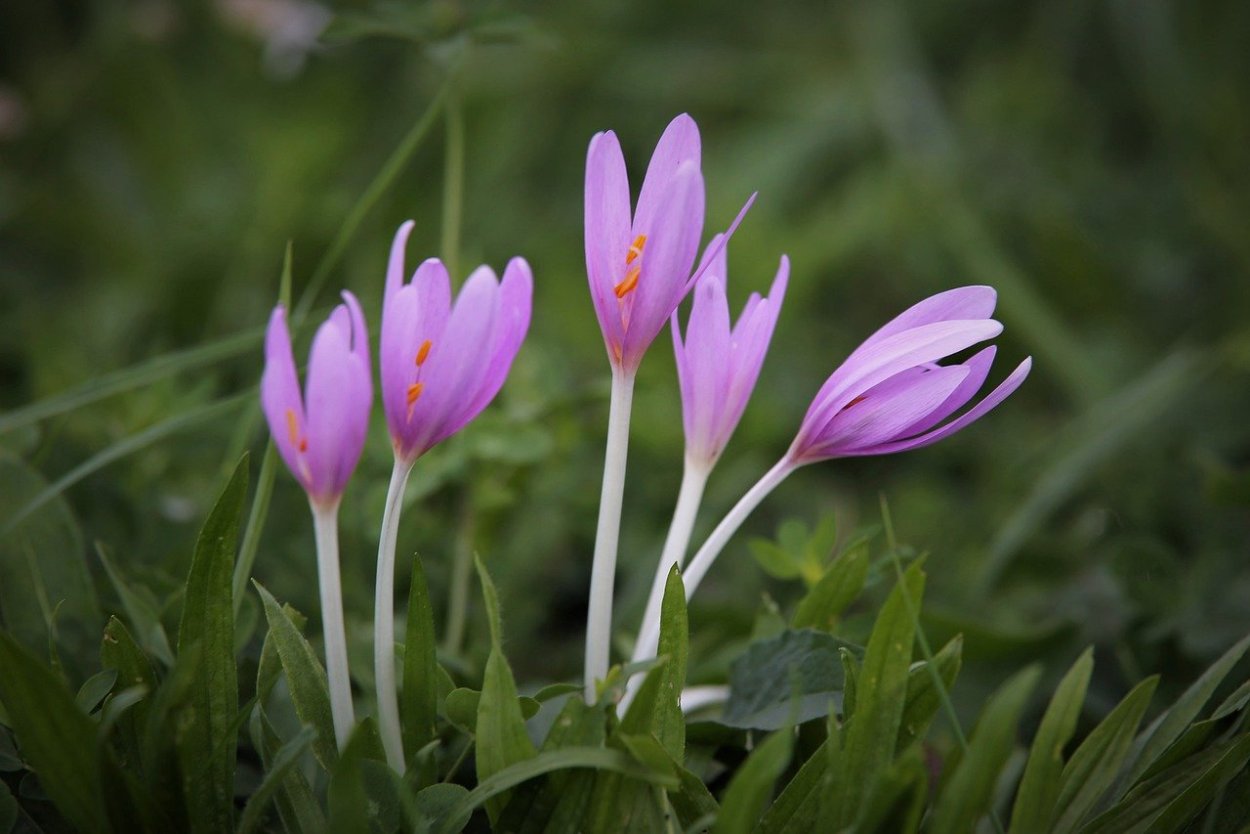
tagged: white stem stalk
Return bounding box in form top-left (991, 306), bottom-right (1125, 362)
top-left (584, 368), bottom-right (637, 702)
top-left (621, 458), bottom-right (710, 709)
top-left (375, 458), bottom-right (413, 773)
top-left (311, 501), bottom-right (356, 750)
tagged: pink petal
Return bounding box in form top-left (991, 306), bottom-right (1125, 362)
top-left (633, 113), bottom-right (701, 234)
top-left (584, 131), bottom-right (631, 358)
top-left (260, 305), bottom-right (309, 492)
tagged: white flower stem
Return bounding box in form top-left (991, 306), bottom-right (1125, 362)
top-left (375, 458), bottom-right (413, 773)
top-left (620, 458), bottom-right (710, 709)
top-left (680, 457), bottom-right (797, 600)
top-left (311, 500), bottom-right (356, 751)
top-left (584, 367), bottom-right (637, 702)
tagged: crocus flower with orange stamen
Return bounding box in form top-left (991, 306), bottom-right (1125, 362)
top-left (260, 290), bottom-right (372, 509)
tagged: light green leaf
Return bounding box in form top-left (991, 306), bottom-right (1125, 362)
top-left (929, 665), bottom-right (1040, 834)
top-left (255, 583), bottom-right (337, 770)
top-left (1010, 647), bottom-right (1093, 834)
top-left (175, 453), bottom-right (247, 834)
top-left (0, 629), bottom-right (106, 833)
top-left (402, 555), bottom-right (440, 773)
top-left (1054, 675), bottom-right (1159, 830)
top-left (711, 728), bottom-right (793, 834)
top-left (791, 543), bottom-right (868, 632)
top-left (621, 566), bottom-right (688, 759)
top-left (474, 555), bottom-right (537, 822)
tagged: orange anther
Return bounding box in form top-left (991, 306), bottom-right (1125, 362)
top-left (285, 409), bottom-right (302, 448)
top-left (625, 234), bottom-right (647, 265)
top-left (614, 265), bottom-right (641, 299)
top-left (407, 382), bottom-right (425, 407)
top-left (415, 339), bottom-right (432, 366)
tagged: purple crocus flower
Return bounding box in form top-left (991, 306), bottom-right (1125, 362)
top-left (787, 285), bottom-right (1031, 464)
top-left (380, 221), bottom-right (533, 464)
top-left (261, 291), bottom-right (372, 508)
top-left (673, 237), bottom-right (789, 467)
top-left (585, 114), bottom-right (706, 373)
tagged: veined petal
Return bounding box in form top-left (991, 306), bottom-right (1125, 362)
top-left (634, 113), bottom-right (701, 234)
top-left (799, 365), bottom-right (970, 460)
top-left (380, 284), bottom-right (422, 446)
top-left (584, 131), bottom-right (631, 357)
top-left (260, 305), bottom-right (309, 491)
top-left (620, 162), bottom-right (704, 368)
top-left (852, 286), bottom-right (997, 358)
top-left (845, 357), bottom-right (1033, 456)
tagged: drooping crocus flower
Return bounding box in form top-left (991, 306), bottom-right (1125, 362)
top-left (622, 241), bottom-right (789, 708)
top-left (627, 286), bottom-right (1031, 707)
top-left (585, 113), bottom-right (706, 374)
top-left (260, 291), bottom-right (372, 751)
top-left (374, 219), bottom-right (533, 772)
top-left (674, 239), bottom-right (789, 468)
top-left (261, 291), bottom-right (372, 509)
top-left (380, 221), bottom-right (533, 464)
top-left (786, 285), bottom-right (1031, 463)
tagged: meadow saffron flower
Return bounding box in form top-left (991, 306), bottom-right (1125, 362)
top-left (261, 291), bottom-right (372, 509)
top-left (585, 113), bottom-right (706, 374)
top-left (627, 286), bottom-right (1031, 703)
top-left (674, 241), bottom-right (789, 469)
top-left (374, 220), bottom-right (532, 771)
top-left (260, 291), bottom-right (372, 750)
top-left (623, 242), bottom-right (788, 707)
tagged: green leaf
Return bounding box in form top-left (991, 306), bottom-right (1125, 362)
top-left (1119, 631), bottom-right (1250, 792)
top-left (621, 566), bottom-right (688, 759)
top-left (0, 451), bottom-right (102, 677)
top-left (711, 728), bottom-right (793, 834)
top-left (436, 747), bottom-right (679, 834)
top-left (840, 647), bottom-right (860, 722)
top-left (96, 545), bottom-right (174, 666)
top-left (721, 629), bottom-right (861, 730)
top-left (895, 633), bottom-right (963, 753)
top-left (253, 709), bottom-right (324, 834)
top-left (791, 543), bottom-right (868, 632)
top-left (1053, 675), bottom-right (1159, 830)
top-left (75, 669), bottom-right (118, 714)
top-left (669, 765), bottom-right (719, 831)
top-left (402, 555), bottom-right (440, 772)
top-left (236, 726), bottom-right (317, 834)
top-left (1010, 647), bottom-right (1093, 834)
top-left (415, 783), bottom-right (470, 830)
top-left (852, 746), bottom-right (928, 834)
top-left (327, 719), bottom-right (387, 832)
top-left (0, 779), bottom-right (16, 834)
top-left (173, 453), bottom-right (247, 834)
top-left (749, 540), bottom-right (802, 581)
top-left (826, 559), bottom-right (925, 827)
top-left (756, 740), bottom-right (828, 833)
top-left (445, 686), bottom-right (540, 734)
top-left (255, 583), bottom-right (338, 770)
top-left (0, 629), bottom-right (106, 833)
top-left (929, 665), bottom-right (1040, 834)
top-left (474, 555), bottom-right (537, 822)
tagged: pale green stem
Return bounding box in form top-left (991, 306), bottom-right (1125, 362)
top-left (311, 499), bottom-right (355, 750)
top-left (375, 459), bottom-right (413, 772)
top-left (584, 368), bottom-right (637, 702)
top-left (620, 457), bottom-right (710, 710)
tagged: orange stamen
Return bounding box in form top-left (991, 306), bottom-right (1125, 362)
top-left (285, 409), bottom-right (308, 452)
top-left (614, 265), bottom-right (641, 299)
top-left (407, 382), bottom-right (425, 407)
top-left (625, 234), bottom-right (647, 264)
top-left (415, 339), bottom-right (432, 366)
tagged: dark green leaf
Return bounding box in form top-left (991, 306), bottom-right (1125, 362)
top-left (96, 545), bottom-right (174, 666)
top-left (756, 740), bottom-right (828, 833)
top-left (852, 746), bottom-right (928, 834)
top-left (0, 629), bottom-right (106, 833)
top-left (791, 543), bottom-right (868, 632)
top-left (174, 453), bottom-right (246, 834)
top-left (0, 779), bottom-right (16, 834)
top-left (895, 633), bottom-right (963, 753)
top-left (711, 728), bottom-right (793, 834)
top-left (929, 665), bottom-right (1040, 834)
top-left (75, 669), bottom-right (118, 714)
top-left (722, 629), bottom-right (861, 730)
top-left (255, 583), bottom-right (338, 770)
top-left (327, 719), bottom-right (387, 832)
top-left (254, 709), bottom-right (324, 834)
top-left (1010, 647), bottom-right (1093, 834)
top-left (237, 727), bottom-right (317, 834)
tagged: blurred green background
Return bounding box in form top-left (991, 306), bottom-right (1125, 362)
top-left (2, 0), bottom-right (1249, 724)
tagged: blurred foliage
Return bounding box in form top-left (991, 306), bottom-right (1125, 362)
top-left (2, 0), bottom-right (1250, 755)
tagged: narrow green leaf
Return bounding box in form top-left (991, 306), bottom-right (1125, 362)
top-left (1120, 631), bottom-right (1250, 792)
top-left (711, 728), bottom-right (794, 834)
top-left (254, 709), bottom-right (324, 834)
top-left (436, 747), bottom-right (679, 834)
top-left (0, 629), bottom-right (106, 833)
top-left (852, 746), bottom-right (928, 834)
top-left (445, 686), bottom-right (540, 734)
top-left (670, 766), bottom-right (719, 831)
top-left (232, 441), bottom-right (278, 617)
top-left (756, 740), bottom-right (828, 833)
top-left (791, 544), bottom-right (868, 632)
top-left (403, 555), bottom-right (440, 767)
top-left (173, 453), bottom-right (247, 834)
top-left (622, 566), bottom-right (688, 759)
top-left (255, 583), bottom-right (338, 770)
top-left (840, 648), bottom-right (859, 722)
top-left (474, 555), bottom-right (537, 822)
top-left (1054, 675), bottom-right (1159, 830)
top-left (0, 779), bottom-right (16, 834)
top-left (895, 633), bottom-right (963, 753)
top-left (327, 719), bottom-right (387, 832)
top-left (828, 559), bottom-right (925, 827)
top-left (929, 665), bottom-right (1040, 834)
top-left (96, 545), bottom-right (174, 666)
top-left (750, 540), bottom-right (802, 581)
top-left (1010, 647), bottom-right (1093, 834)
top-left (237, 726), bottom-right (317, 834)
